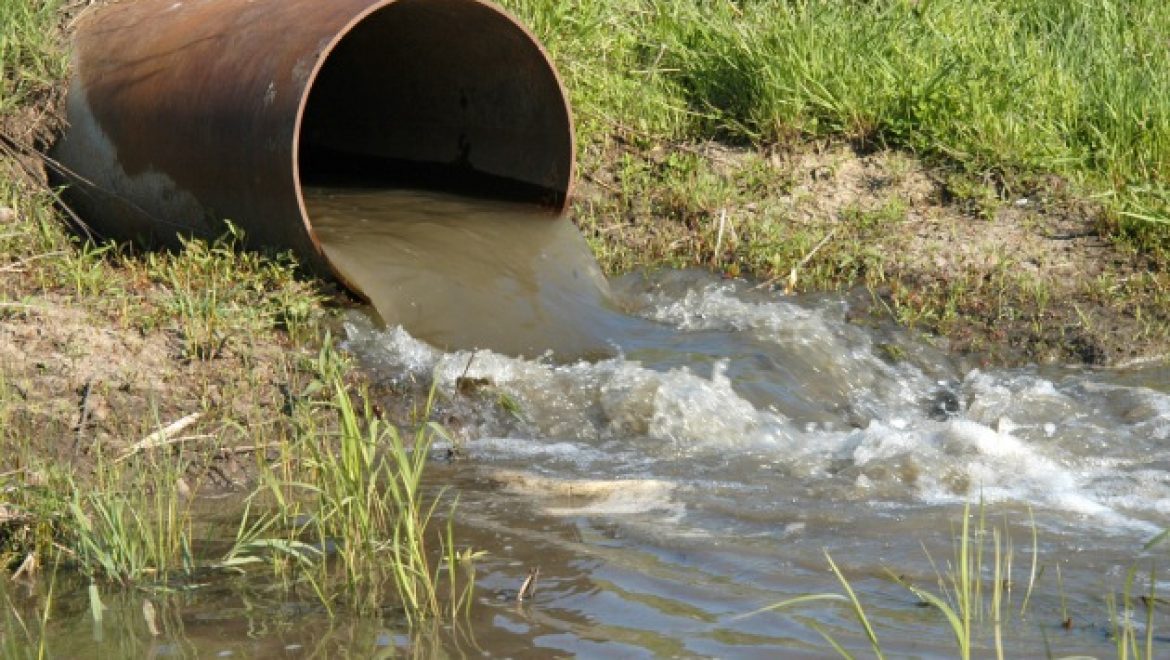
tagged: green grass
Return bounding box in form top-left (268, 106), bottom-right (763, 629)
top-left (506, 0), bottom-right (1170, 245)
top-left (0, 0), bottom-right (66, 120)
top-left (1, 0), bottom-right (471, 633)
top-left (4, 333), bottom-right (476, 628)
top-left (743, 503), bottom-right (1168, 659)
top-left (233, 356), bottom-right (480, 623)
top-left (497, 0), bottom-right (1170, 364)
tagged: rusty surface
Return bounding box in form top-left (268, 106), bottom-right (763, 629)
top-left (50, 0), bottom-right (574, 293)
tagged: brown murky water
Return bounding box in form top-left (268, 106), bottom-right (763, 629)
top-left (304, 187), bottom-right (631, 360)
top-left (12, 189), bottom-right (1170, 657)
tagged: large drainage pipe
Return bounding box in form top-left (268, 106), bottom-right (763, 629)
top-left (50, 0), bottom-right (574, 295)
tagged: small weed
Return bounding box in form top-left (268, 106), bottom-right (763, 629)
top-left (739, 502), bottom-right (1153, 658)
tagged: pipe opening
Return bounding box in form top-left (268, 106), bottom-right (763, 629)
top-left (297, 0), bottom-right (573, 208)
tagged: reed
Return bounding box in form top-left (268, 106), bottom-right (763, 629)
top-left (0, 569), bottom-right (54, 660)
top-left (1105, 564), bottom-right (1159, 660)
top-left (240, 366), bottom-right (480, 624)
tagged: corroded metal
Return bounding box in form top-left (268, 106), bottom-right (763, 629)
top-left (51, 0), bottom-right (574, 293)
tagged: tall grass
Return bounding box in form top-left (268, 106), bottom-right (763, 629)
top-left (235, 360), bottom-right (480, 624)
top-left (505, 0), bottom-right (1170, 239)
top-left (65, 456), bottom-right (197, 584)
top-left (0, 567), bottom-right (54, 660)
top-left (1105, 564), bottom-right (1158, 660)
top-left (752, 505), bottom-right (1167, 658)
top-left (8, 359), bottom-right (477, 626)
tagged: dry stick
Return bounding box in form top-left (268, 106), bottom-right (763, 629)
top-left (115, 412), bottom-right (204, 462)
top-left (37, 143), bottom-right (194, 234)
top-left (142, 599), bottom-right (160, 637)
top-left (517, 566), bottom-right (541, 602)
top-left (459, 351), bottom-right (478, 380)
top-left (115, 434), bottom-right (216, 462)
top-left (755, 227), bottom-right (838, 293)
top-left (10, 553), bottom-right (39, 582)
top-left (0, 137), bottom-right (95, 241)
top-left (581, 172), bottom-right (618, 194)
top-left (631, 43), bottom-right (678, 75)
top-left (3, 131), bottom-right (193, 240)
top-left (64, 0), bottom-right (101, 30)
top-left (0, 251), bottom-right (68, 273)
top-left (214, 445), bottom-right (262, 457)
top-left (712, 209), bottom-right (729, 266)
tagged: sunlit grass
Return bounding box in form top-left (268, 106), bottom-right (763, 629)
top-left (506, 0), bottom-right (1170, 245)
top-left (66, 471), bottom-right (196, 585)
top-left (0, 0), bottom-right (67, 120)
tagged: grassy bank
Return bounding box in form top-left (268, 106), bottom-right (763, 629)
top-left (0, 181), bottom-right (475, 617)
top-left (499, 0), bottom-right (1170, 364)
top-left (508, 0), bottom-right (1170, 244)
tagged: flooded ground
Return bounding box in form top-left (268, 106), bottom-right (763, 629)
top-left (8, 189), bottom-right (1168, 657)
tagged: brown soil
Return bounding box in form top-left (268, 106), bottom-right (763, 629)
top-left (0, 286), bottom-right (316, 492)
top-left (784, 143), bottom-right (1167, 366)
top-left (577, 139), bottom-right (1170, 367)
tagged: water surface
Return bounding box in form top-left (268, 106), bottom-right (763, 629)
top-left (313, 189), bottom-right (1170, 656)
top-left (15, 189), bottom-right (1167, 657)
top-left (305, 187), bottom-right (641, 359)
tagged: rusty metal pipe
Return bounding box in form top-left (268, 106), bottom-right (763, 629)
top-left (50, 0), bottom-right (574, 293)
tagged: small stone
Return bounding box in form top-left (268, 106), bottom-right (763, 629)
top-left (0, 207), bottom-right (15, 223)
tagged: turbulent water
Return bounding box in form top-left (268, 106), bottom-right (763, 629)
top-left (308, 189), bottom-right (1170, 655)
top-left (304, 187), bottom-right (632, 359)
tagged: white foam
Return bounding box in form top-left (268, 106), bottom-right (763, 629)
top-left (340, 279), bottom-right (1170, 538)
top-left (467, 437), bottom-right (609, 466)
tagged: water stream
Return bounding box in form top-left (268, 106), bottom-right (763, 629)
top-left (307, 187), bottom-right (1170, 656)
top-left (13, 188), bottom-right (1168, 656)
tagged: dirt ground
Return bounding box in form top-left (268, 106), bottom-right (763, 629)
top-left (577, 139), bottom-right (1170, 367)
